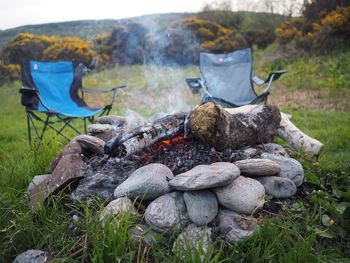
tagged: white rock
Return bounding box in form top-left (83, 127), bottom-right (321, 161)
top-left (99, 197), bottom-right (137, 222)
top-left (169, 162), bottom-right (240, 191)
top-left (256, 176), bottom-right (297, 198)
top-left (213, 176), bottom-right (265, 214)
top-left (145, 192), bottom-right (189, 233)
top-left (261, 153), bottom-right (304, 186)
top-left (183, 190), bottom-right (218, 226)
top-left (234, 159), bottom-right (281, 177)
top-left (114, 163), bottom-right (174, 200)
top-left (216, 209), bottom-right (259, 244)
top-left (172, 224), bottom-right (214, 254)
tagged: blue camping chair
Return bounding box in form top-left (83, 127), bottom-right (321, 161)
top-left (186, 48), bottom-right (286, 107)
top-left (20, 60), bottom-right (125, 143)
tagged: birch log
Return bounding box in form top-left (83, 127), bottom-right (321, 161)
top-left (277, 113), bottom-right (323, 157)
top-left (105, 112), bottom-right (186, 157)
top-left (225, 105), bottom-right (324, 157)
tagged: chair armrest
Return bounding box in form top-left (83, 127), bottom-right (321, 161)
top-left (80, 85), bottom-right (126, 107)
top-left (186, 78), bottom-right (203, 94)
top-left (19, 87), bottom-right (38, 95)
top-left (253, 70), bottom-right (287, 85)
top-left (19, 87), bottom-right (52, 111)
top-left (80, 85), bottom-right (126, 94)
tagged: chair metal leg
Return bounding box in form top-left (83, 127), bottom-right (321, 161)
top-left (26, 112), bottom-right (32, 145)
top-left (39, 115), bottom-right (50, 141)
top-left (28, 112), bottom-right (43, 144)
top-left (83, 118), bottom-right (87, 133)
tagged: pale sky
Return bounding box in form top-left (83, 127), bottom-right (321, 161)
top-left (0, 0), bottom-right (210, 30)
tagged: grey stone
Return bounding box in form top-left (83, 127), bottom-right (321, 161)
top-left (261, 153), bottom-right (304, 186)
top-left (114, 163), bottom-right (174, 200)
top-left (173, 224), bottom-right (214, 254)
top-left (169, 162), bottom-right (240, 191)
top-left (234, 159), bottom-right (281, 177)
top-left (49, 139), bottom-right (82, 173)
top-left (72, 172), bottom-right (125, 203)
top-left (97, 115), bottom-right (126, 126)
top-left (87, 124), bottom-right (117, 142)
top-left (213, 176), bottom-right (265, 214)
top-left (260, 143), bottom-right (289, 157)
top-left (30, 153), bottom-right (84, 211)
top-left (256, 176), bottom-right (297, 198)
top-left (183, 190), bottom-right (218, 226)
top-left (99, 197), bottom-right (138, 222)
top-left (216, 209), bottom-right (259, 244)
top-left (145, 192), bottom-right (189, 233)
top-left (129, 224), bottom-right (158, 247)
top-left (12, 249), bottom-right (52, 263)
top-left (76, 134), bottom-right (105, 155)
top-left (27, 174), bottom-right (50, 195)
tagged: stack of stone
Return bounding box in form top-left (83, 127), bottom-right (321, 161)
top-left (102, 150), bottom-right (303, 250)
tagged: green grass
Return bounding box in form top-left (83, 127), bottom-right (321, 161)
top-left (1, 53), bottom-right (350, 262)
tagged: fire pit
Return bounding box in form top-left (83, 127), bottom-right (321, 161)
top-left (28, 102), bottom-right (323, 248)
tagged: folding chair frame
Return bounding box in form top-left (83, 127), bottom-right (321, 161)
top-left (186, 48), bottom-right (286, 108)
top-left (25, 106), bottom-right (112, 144)
top-left (20, 60), bottom-right (126, 145)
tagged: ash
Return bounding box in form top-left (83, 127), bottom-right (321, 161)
top-left (73, 134), bottom-right (267, 203)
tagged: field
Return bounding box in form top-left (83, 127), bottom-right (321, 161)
top-left (0, 49), bottom-right (349, 262)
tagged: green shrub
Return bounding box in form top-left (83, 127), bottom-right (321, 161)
top-left (0, 60), bottom-right (20, 85)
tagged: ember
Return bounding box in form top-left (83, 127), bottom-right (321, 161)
top-left (138, 134), bottom-right (236, 174)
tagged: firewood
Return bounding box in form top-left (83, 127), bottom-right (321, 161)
top-left (277, 114), bottom-right (323, 157)
top-left (105, 112), bottom-right (186, 157)
top-left (225, 105), bottom-right (323, 157)
top-left (188, 102), bottom-right (281, 151)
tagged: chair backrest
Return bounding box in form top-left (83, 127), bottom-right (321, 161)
top-left (200, 48), bottom-right (257, 105)
top-left (21, 60), bottom-right (86, 112)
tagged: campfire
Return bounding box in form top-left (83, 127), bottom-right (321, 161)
top-left (28, 102), bottom-right (323, 248)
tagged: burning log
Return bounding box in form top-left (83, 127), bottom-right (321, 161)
top-left (225, 105), bottom-right (323, 157)
top-left (188, 102), bottom-right (281, 151)
top-left (105, 112), bottom-right (187, 157)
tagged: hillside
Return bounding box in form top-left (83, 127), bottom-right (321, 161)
top-left (0, 13), bottom-right (190, 48)
top-left (0, 11), bottom-right (285, 48)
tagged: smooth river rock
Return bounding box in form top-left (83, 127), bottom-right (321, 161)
top-left (99, 197), bottom-right (138, 222)
top-left (169, 162), bottom-right (240, 191)
top-left (216, 209), bottom-right (259, 244)
top-left (129, 224), bottom-right (158, 247)
top-left (145, 192), bottom-right (189, 233)
top-left (234, 159), bottom-right (281, 177)
top-left (213, 176), bottom-right (265, 214)
top-left (261, 153), bottom-right (304, 186)
top-left (183, 190), bottom-right (218, 226)
top-left (12, 249), bottom-right (52, 263)
top-left (173, 224), bottom-right (215, 254)
top-left (114, 163), bottom-right (174, 201)
top-left (256, 176), bottom-right (297, 198)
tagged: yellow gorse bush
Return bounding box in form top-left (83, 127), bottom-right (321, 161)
top-left (321, 6), bottom-right (350, 27)
top-left (2, 33), bottom-right (95, 66)
top-left (275, 5), bottom-right (350, 49)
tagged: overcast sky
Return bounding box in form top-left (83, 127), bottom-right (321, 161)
top-left (0, 0), bottom-right (212, 30)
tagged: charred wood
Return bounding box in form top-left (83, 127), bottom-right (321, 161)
top-left (105, 112), bottom-right (187, 157)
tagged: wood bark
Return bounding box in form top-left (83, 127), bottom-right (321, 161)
top-left (225, 105), bottom-right (324, 157)
top-left (188, 102), bottom-right (281, 151)
top-left (105, 112), bottom-right (186, 157)
top-left (277, 113), bottom-right (323, 157)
